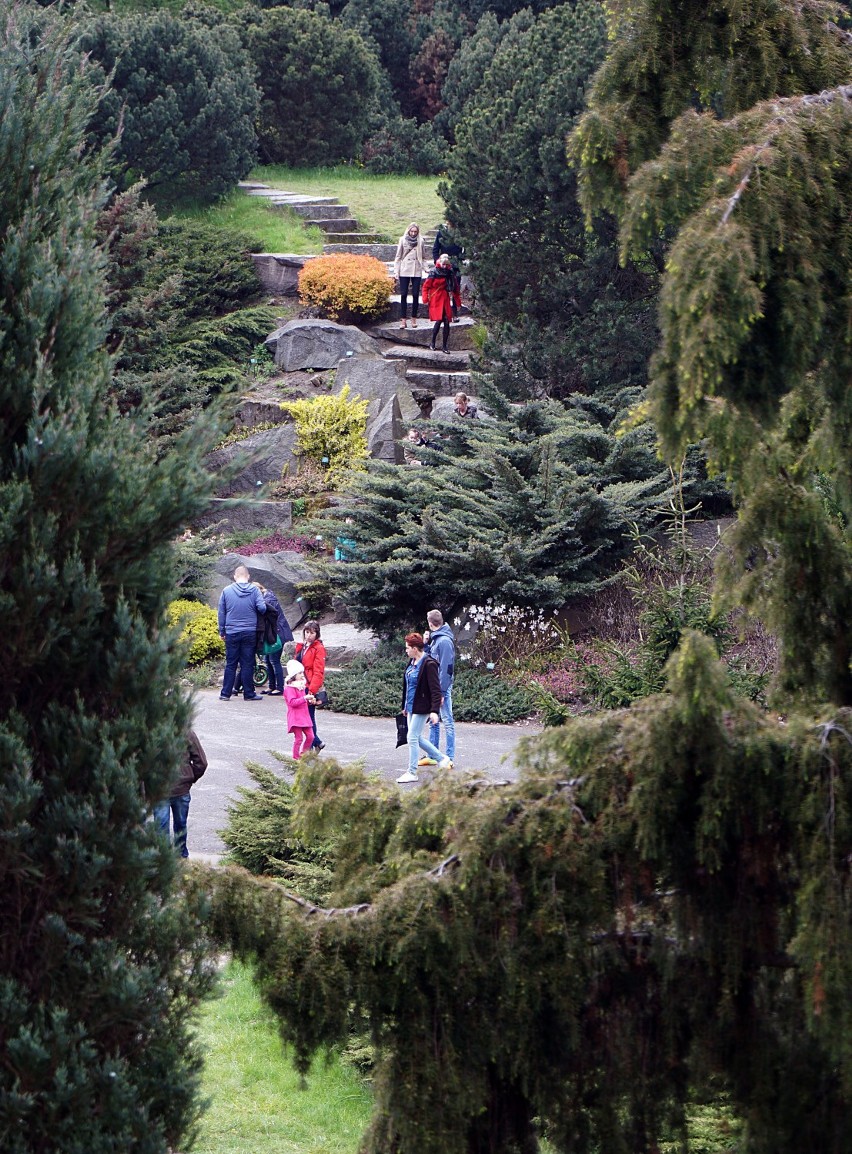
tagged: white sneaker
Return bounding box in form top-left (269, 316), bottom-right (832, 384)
top-left (396, 771), bottom-right (419, 784)
top-left (438, 758), bottom-right (453, 770)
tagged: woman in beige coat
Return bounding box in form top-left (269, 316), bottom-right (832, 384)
top-left (393, 223), bottom-right (425, 329)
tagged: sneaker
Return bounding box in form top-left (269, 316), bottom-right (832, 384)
top-left (396, 771), bottom-right (419, 784)
top-left (417, 756), bottom-right (438, 767)
top-left (438, 758), bottom-right (454, 770)
top-left (218, 694), bottom-right (231, 701)
top-left (243, 695), bottom-right (263, 702)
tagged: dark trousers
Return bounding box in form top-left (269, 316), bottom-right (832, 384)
top-left (399, 276), bottom-right (421, 319)
top-left (222, 629), bottom-right (259, 699)
top-left (431, 319), bottom-right (450, 350)
top-left (308, 701), bottom-right (322, 748)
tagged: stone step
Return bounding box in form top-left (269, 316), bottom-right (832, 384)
top-left (387, 294), bottom-right (470, 318)
top-left (291, 203), bottom-right (352, 220)
top-left (323, 242), bottom-right (398, 260)
top-left (405, 368), bottom-right (471, 395)
top-left (368, 315), bottom-right (477, 351)
top-left (382, 344), bottom-right (470, 371)
top-left (321, 231), bottom-right (385, 245)
top-left (245, 189), bottom-right (341, 208)
top-left (306, 217), bottom-right (358, 233)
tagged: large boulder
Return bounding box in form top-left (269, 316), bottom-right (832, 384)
top-left (265, 319), bottom-right (380, 371)
top-left (193, 498), bottom-right (291, 535)
top-left (206, 424), bottom-right (298, 496)
top-left (211, 550), bottom-right (319, 632)
top-left (250, 253), bottom-right (308, 296)
top-left (337, 353), bottom-right (409, 463)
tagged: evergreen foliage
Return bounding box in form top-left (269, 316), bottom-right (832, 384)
top-left (442, 1), bottom-right (661, 403)
top-left (325, 654), bottom-right (535, 722)
top-left (238, 5), bottom-right (381, 166)
top-left (298, 252), bottom-right (392, 321)
top-left (0, 6), bottom-right (216, 1150)
top-left (221, 764), bottom-right (335, 904)
top-left (571, 0), bottom-right (852, 703)
top-left (323, 396), bottom-right (676, 635)
top-left (196, 636), bottom-right (852, 1151)
top-left (80, 7), bottom-right (258, 206)
top-left (282, 384), bottom-right (370, 489)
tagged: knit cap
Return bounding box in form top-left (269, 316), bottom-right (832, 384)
top-left (286, 660), bottom-right (305, 679)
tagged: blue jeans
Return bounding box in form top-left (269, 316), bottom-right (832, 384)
top-left (308, 701), bottom-right (322, 748)
top-left (222, 629), bottom-right (259, 699)
top-left (407, 713), bottom-right (444, 775)
top-left (154, 794), bottom-right (191, 858)
top-left (429, 687), bottom-right (455, 760)
top-left (265, 649), bottom-right (284, 691)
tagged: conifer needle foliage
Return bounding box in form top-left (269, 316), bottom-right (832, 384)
top-left (188, 4), bottom-right (852, 1152)
top-left (0, 6), bottom-right (217, 1150)
top-left (194, 634), bottom-right (852, 1153)
top-left (570, 0), bottom-right (852, 702)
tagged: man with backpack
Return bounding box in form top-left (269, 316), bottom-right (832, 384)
top-left (422, 608), bottom-right (456, 769)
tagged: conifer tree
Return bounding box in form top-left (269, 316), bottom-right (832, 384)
top-left (0, 6), bottom-right (215, 1150)
top-left (192, 7), bottom-right (852, 1154)
top-left (570, 0), bottom-right (852, 702)
top-left (323, 398), bottom-right (676, 634)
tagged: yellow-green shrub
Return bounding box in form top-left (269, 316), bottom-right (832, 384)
top-left (281, 384), bottom-right (369, 489)
top-left (298, 253), bottom-right (391, 321)
top-left (167, 599), bottom-right (225, 665)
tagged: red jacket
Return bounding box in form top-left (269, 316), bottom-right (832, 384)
top-left (295, 639), bottom-right (326, 694)
top-left (421, 268), bottom-right (461, 321)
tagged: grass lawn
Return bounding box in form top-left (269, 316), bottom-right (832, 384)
top-left (194, 961), bottom-right (372, 1154)
top-left (167, 190), bottom-right (325, 255)
top-left (250, 165), bottom-right (446, 242)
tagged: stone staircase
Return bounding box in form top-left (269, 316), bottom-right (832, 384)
top-left (241, 182), bottom-right (472, 404)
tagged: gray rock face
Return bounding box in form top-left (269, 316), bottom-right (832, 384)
top-left (194, 498), bottom-right (292, 535)
top-left (337, 354), bottom-right (408, 463)
top-left (206, 424), bottom-right (298, 496)
top-left (250, 253), bottom-right (308, 296)
top-left (265, 319), bottom-right (380, 371)
top-left (211, 550), bottom-right (319, 632)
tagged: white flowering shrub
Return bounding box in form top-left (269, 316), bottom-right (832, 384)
top-left (459, 603), bottom-right (565, 676)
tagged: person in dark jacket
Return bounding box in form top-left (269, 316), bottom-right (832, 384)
top-left (423, 609), bottom-right (456, 768)
top-left (422, 255), bottom-right (462, 353)
top-left (153, 730), bottom-right (207, 858)
top-left (259, 585), bottom-right (294, 695)
top-left (218, 564), bottom-right (267, 701)
top-left (397, 632), bottom-right (452, 784)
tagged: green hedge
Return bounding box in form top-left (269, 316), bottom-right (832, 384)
top-left (325, 655), bottom-right (534, 724)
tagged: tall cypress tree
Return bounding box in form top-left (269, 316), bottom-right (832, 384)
top-left (0, 6), bottom-right (215, 1150)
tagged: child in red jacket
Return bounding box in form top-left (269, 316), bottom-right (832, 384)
top-left (284, 660), bottom-right (313, 759)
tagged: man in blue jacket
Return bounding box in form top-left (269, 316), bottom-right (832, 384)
top-left (217, 564), bottom-right (267, 701)
top-left (422, 608), bottom-right (456, 768)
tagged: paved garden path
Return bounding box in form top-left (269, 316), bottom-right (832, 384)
top-left (187, 687), bottom-right (542, 862)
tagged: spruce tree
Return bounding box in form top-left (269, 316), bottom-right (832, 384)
top-left (0, 6), bottom-right (215, 1150)
top-left (323, 397), bottom-right (676, 635)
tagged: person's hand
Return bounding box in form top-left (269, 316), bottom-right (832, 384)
top-left (429, 712), bottom-right (438, 724)
top-left (307, 693), bottom-right (316, 703)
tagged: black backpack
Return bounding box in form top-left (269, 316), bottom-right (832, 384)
top-left (262, 605), bottom-right (279, 647)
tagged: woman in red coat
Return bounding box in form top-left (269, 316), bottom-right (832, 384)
top-left (422, 254), bottom-right (461, 354)
top-left (294, 619), bottom-right (326, 751)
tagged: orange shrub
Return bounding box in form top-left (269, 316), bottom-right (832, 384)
top-left (298, 253), bottom-right (392, 322)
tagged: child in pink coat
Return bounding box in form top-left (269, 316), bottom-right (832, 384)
top-left (284, 660), bottom-right (314, 759)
